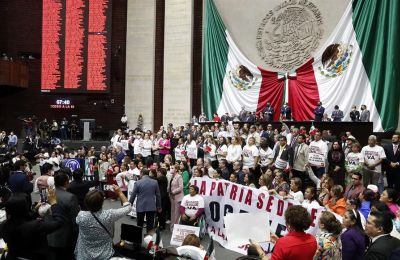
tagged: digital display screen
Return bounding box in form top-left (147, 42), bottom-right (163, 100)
top-left (41, 0), bottom-right (112, 93)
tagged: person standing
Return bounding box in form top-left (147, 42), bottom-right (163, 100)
top-left (273, 135), bottom-right (294, 174)
top-left (169, 164), bottom-right (184, 231)
top-left (359, 105), bottom-right (370, 122)
top-left (331, 105), bottom-right (344, 122)
top-left (308, 131), bottom-right (328, 178)
top-left (263, 102), bottom-right (274, 122)
top-left (292, 134), bottom-right (309, 183)
top-left (314, 101), bottom-right (325, 122)
top-left (75, 185), bottom-right (131, 260)
top-left (129, 168), bottom-right (161, 233)
top-left (280, 102), bottom-right (292, 121)
top-left (7, 131), bottom-right (18, 148)
top-left (361, 135), bottom-right (386, 192)
top-left (328, 141), bottom-right (345, 186)
top-left (47, 173), bottom-right (80, 260)
top-left (383, 134), bottom-right (400, 189)
top-left (350, 105), bottom-right (360, 122)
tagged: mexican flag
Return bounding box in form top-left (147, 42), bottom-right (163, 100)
top-left (202, 0), bottom-right (400, 132)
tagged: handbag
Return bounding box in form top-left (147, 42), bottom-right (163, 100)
top-left (90, 212), bottom-right (112, 238)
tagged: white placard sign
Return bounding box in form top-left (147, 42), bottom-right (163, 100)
top-left (127, 180), bottom-right (137, 217)
top-left (224, 212), bottom-right (270, 246)
top-left (170, 224), bottom-right (200, 246)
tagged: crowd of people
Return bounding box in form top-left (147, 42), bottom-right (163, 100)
top-left (194, 102), bottom-right (371, 123)
top-left (0, 117), bottom-right (399, 259)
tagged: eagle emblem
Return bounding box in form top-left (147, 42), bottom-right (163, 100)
top-left (228, 65), bottom-right (258, 91)
top-left (319, 43), bottom-right (353, 78)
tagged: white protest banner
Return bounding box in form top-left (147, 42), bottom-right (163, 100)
top-left (225, 213), bottom-right (270, 246)
top-left (170, 224), bottom-right (200, 246)
top-left (190, 178), bottom-right (326, 255)
top-left (127, 180), bottom-right (137, 217)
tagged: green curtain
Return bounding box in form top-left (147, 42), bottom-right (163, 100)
top-left (352, 0), bottom-right (400, 131)
top-left (202, 0), bottom-right (229, 119)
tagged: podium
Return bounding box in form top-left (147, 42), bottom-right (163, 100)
top-left (79, 119), bottom-right (95, 141)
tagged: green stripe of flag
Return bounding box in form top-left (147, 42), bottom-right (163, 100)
top-left (352, 0), bottom-right (400, 131)
top-left (202, 0), bottom-right (229, 119)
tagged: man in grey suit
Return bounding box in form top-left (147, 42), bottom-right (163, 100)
top-left (47, 173), bottom-right (80, 260)
top-left (129, 168), bottom-right (161, 232)
top-left (292, 134), bottom-right (309, 182)
top-left (360, 104), bottom-right (370, 122)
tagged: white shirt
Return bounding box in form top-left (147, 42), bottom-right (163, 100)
top-left (289, 190), bottom-right (304, 203)
top-left (226, 144), bottom-right (242, 163)
top-left (128, 167), bottom-right (140, 177)
top-left (259, 147), bottom-right (274, 167)
top-left (302, 199), bottom-right (320, 211)
top-left (180, 194), bottom-right (205, 217)
top-left (174, 144), bottom-right (186, 162)
top-left (133, 138), bottom-right (143, 155)
top-left (345, 152), bottom-right (364, 172)
top-left (361, 145), bottom-right (386, 173)
top-left (242, 144), bottom-right (259, 168)
top-left (141, 139), bottom-right (152, 157)
top-left (216, 144), bottom-right (228, 163)
top-left (185, 140), bottom-right (198, 159)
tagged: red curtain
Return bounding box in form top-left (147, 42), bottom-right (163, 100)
top-left (288, 59), bottom-right (320, 121)
top-left (257, 67), bottom-right (285, 121)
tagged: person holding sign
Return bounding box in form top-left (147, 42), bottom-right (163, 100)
top-left (308, 131), bottom-right (328, 178)
top-left (361, 135), bottom-right (386, 192)
top-left (273, 135), bottom-right (294, 173)
top-left (249, 205), bottom-right (317, 260)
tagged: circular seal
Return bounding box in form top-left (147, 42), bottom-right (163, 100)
top-left (318, 43), bottom-right (353, 78)
top-left (256, 0), bottom-right (324, 71)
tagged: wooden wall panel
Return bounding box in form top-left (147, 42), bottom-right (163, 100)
top-left (0, 0), bottom-right (127, 135)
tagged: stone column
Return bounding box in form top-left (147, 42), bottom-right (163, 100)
top-left (163, 0), bottom-right (193, 127)
top-left (125, 0), bottom-right (156, 131)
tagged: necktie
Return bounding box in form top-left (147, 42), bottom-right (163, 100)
top-left (394, 144), bottom-right (398, 155)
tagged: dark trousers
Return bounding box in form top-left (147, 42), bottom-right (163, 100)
top-left (50, 246), bottom-right (75, 260)
top-left (137, 211), bottom-right (156, 233)
top-left (157, 197), bottom-right (168, 229)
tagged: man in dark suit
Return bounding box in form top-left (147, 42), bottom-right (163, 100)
top-left (280, 102), bottom-right (292, 120)
top-left (238, 106), bottom-right (247, 122)
top-left (313, 101), bottom-right (325, 122)
top-left (383, 134), bottom-right (400, 189)
top-left (48, 173), bottom-right (80, 260)
top-left (220, 112), bottom-right (230, 122)
top-left (129, 168), bottom-right (161, 232)
top-left (263, 102), bottom-right (274, 122)
top-left (273, 135), bottom-right (294, 173)
top-left (244, 111), bottom-right (255, 123)
top-left (350, 105), bottom-right (360, 122)
top-left (331, 105), bottom-right (344, 122)
top-left (364, 211), bottom-right (400, 260)
top-left (67, 168), bottom-right (98, 210)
